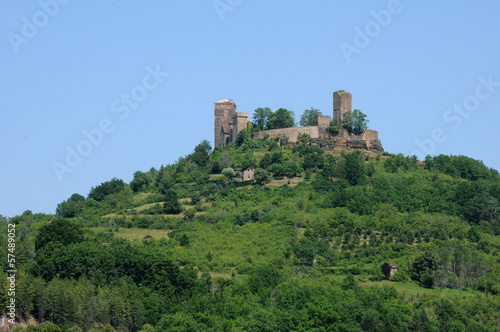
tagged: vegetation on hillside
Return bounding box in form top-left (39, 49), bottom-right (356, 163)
top-left (3, 138), bottom-right (500, 331)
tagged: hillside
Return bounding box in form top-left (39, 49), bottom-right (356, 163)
top-left (3, 137), bottom-right (500, 331)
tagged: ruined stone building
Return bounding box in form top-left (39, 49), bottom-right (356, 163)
top-left (213, 99), bottom-right (251, 147)
top-left (214, 91), bottom-right (383, 152)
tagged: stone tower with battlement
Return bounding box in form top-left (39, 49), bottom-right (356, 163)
top-left (214, 99), bottom-right (237, 147)
top-left (232, 112), bottom-right (250, 140)
top-left (214, 99), bottom-right (250, 146)
top-left (333, 90), bottom-right (352, 126)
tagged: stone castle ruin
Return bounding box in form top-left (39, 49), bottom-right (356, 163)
top-left (214, 91), bottom-right (383, 152)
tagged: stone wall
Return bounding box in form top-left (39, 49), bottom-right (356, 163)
top-left (361, 129), bottom-right (378, 142)
top-left (331, 128), bottom-right (383, 153)
top-left (253, 126), bottom-right (320, 143)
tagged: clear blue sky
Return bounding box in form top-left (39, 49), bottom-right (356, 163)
top-left (1, 1), bottom-right (500, 217)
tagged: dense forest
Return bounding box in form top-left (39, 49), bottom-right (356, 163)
top-left (3, 134), bottom-right (500, 331)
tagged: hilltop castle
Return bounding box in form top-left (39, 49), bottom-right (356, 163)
top-left (214, 91), bottom-right (383, 152)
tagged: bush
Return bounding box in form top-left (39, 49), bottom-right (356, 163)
top-left (327, 125), bottom-right (340, 135)
top-left (222, 167), bottom-right (235, 180)
top-left (421, 273), bottom-right (434, 288)
top-left (391, 269), bottom-right (409, 283)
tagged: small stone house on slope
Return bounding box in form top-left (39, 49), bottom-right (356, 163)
top-left (242, 168), bottom-right (255, 181)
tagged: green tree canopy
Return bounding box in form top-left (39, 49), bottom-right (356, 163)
top-left (222, 167), bottom-right (235, 180)
top-left (191, 140), bottom-right (212, 167)
top-left (267, 108), bottom-right (296, 130)
top-left (55, 193), bottom-right (85, 218)
top-left (299, 107), bottom-right (322, 127)
top-left (411, 251), bottom-right (437, 283)
top-left (88, 178), bottom-right (126, 201)
top-left (352, 109), bottom-right (369, 134)
top-left (163, 190), bottom-right (183, 214)
top-left (344, 151), bottom-right (366, 186)
top-left (130, 171), bottom-right (150, 193)
top-left (342, 109), bottom-right (369, 134)
top-left (252, 107), bottom-right (272, 131)
top-left (254, 168), bottom-right (270, 184)
top-left (35, 219), bottom-right (84, 251)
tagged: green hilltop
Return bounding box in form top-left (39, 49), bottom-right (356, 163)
top-left (3, 138), bottom-right (500, 331)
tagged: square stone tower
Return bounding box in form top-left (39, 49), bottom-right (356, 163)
top-left (333, 91), bottom-right (352, 126)
top-left (214, 99), bottom-right (237, 146)
top-left (232, 112), bottom-right (250, 140)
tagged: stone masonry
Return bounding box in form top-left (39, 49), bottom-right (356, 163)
top-left (214, 91), bottom-right (383, 153)
top-left (214, 99), bottom-right (237, 147)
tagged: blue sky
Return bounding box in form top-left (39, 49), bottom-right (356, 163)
top-left (1, 1), bottom-right (500, 217)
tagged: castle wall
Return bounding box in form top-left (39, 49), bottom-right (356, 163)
top-left (254, 126), bottom-right (319, 143)
top-left (317, 115), bottom-right (331, 139)
top-left (317, 115), bottom-right (330, 129)
top-left (361, 129), bottom-right (378, 142)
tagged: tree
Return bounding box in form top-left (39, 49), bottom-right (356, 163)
top-left (40, 322), bottom-right (62, 332)
top-left (467, 226), bottom-right (481, 242)
top-left (409, 308), bottom-right (430, 332)
top-left (139, 324), bottom-right (154, 332)
top-left (381, 263), bottom-right (392, 279)
top-left (254, 168), bottom-right (270, 184)
top-left (130, 171), bottom-right (150, 192)
top-left (352, 109), bottom-right (369, 134)
top-left (342, 274), bottom-right (359, 290)
top-left (284, 160), bottom-right (302, 178)
top-left (248, 264), bottom-right (282, 295)
top-left (294, 237), bottom-right (316, 266)
top-left (35, 219), bottom-right (84, 251)
top-left (300, 107), bottom-right (322, 126)
top-left (179, 234), bottom-right (190, 246)
top-left (220, 153), bottom-right (234, 169)
top-left (341, 109), bottom-right (369, 134)
top-left (235, 129), bottom-right (249, 147)
top-left (267, 108), bottom-right (295, 130)
top-left (342, 111), bottom-right (353, 132)
top-left (183, 208), bottom-right (196, 221)
top-left (481, 197), bottom-right (499, 235)
top-left (252, 107), bottom-right (272, 131)
top-left (191, 140), bottom-right (212, 167)
top-left (344, 151), bottom-right (366, 186)
top-left (222, 167), bottom-right (235, 180)
top-left (88, 178), bottom-right (126, 201)
top-left (55, 193), bottom-right (85, 218)
top-left (68, 193), bottom-right (85, 203)
top-left (240, 152), bottom-right (257, 170)
top-left (163, 190), bottom-right (182, 214)
top-left (411, 251), bottom-right (437, 285)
